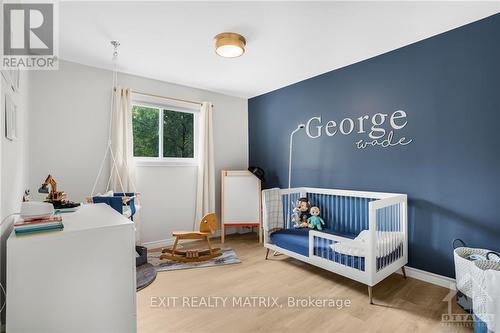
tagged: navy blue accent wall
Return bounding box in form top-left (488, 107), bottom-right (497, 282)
top-left (248, 14), bottom-right (500, 278)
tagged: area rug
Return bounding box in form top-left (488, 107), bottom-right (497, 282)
top-left (148, 248), bottom-right (241, 272)
top-left (136, 263), bottom-right (157, 291)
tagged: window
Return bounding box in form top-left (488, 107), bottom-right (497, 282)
top-left (132, 106), bottom-right (159, 158)
top-left (132, 102), bottom-right (198, 166)
top-left (163, 110), bottom-right (194, 158)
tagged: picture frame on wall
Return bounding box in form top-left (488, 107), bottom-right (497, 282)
top-left (4, 93), bottom-right (17, 141)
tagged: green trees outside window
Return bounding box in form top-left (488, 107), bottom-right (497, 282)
top-left (163, 110), bottom-right (194, 158)
top-left (132, 105), bottom-right (194, 159)
top-left (132, 105), bottom-right (159, 157)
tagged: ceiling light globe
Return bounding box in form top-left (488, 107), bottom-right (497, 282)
top-left (214, 32), bottom-right (246, 58)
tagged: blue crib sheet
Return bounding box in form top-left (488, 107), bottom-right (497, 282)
top-left (270, 228), bottom-right (356, 257)
top-left (270, 228), bottom-right (402, 272)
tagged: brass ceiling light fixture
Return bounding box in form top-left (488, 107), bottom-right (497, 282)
top-left (214, 32), bottom-right (246, 58)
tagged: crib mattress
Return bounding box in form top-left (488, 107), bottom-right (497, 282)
top-left (270, 228), bottom-right (402, 271)
top-left (269, 228), bottom-right (356, 257)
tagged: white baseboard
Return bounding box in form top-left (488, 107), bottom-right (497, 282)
top-left (140, 235), bottom-right (456, 291)
top-left (142, 236), bottom-right (455, 292)
top-left (140, 228), bottom-right (255, 249)
top-left (397, 266), bottom-right (456, 290)
top-left (141, 236), bottom-right (457, 292)
top-left (141, 238), bottom-right (175, 249)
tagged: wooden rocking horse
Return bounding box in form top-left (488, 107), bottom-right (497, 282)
top-left (160, 213), bottom-right (222, 262)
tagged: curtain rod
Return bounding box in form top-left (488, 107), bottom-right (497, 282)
top-left (113, 87), bottom-right (203, 107)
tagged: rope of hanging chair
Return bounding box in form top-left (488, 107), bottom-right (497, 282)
top-left (90, 140), bottom-right (110, 197)
top-left (108, 142), bottom-right (127, 196)
top-left (89, 47), bottom-right (140, 205)
top-left (90, 53), bottom-right (118, 197)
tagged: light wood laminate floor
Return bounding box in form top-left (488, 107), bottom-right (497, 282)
top-left (138, 233), bottom-right (471, 333)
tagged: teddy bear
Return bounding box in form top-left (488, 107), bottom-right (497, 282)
top-left (307, 206), bottom-right (325, 230)
top-left (292, 198), bottom-right (311, 228)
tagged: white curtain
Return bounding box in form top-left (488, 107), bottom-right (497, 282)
top-left (195, 102), bottom-right (215, 226)
top-left (110, 87), bottom-right (136, 192)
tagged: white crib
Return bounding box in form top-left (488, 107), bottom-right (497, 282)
top-left (262, 187), bottom-right (408, 303)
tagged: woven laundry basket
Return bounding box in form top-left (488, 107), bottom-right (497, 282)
top-left (453, 239), bottom-right (496, 298)
top-left (472, 259), bottom-right (500, 333)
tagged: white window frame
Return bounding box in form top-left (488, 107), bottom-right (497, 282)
top-left (132, 99), bottom-right (199, 167)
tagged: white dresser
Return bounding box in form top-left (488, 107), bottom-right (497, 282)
top-left (6, 204), bottom-right (137, 333)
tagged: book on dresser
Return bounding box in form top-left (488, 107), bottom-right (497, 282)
top-left (14, 215), bottom-right (64, 235)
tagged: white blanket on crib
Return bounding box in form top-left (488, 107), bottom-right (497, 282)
top-left (262, 188), bottom-right (284, 232)
top-left (331, 230), bottom-right (404, 257)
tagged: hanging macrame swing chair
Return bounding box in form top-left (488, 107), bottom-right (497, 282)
top-left (87, 41), bottom-right (141, 220)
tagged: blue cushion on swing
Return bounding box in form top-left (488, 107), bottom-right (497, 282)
top-left (93, 192), bottom-right (136, 218)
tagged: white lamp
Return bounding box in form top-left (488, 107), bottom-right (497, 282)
top-left (288, 124), bottom-right (305, 189)
top-left (20, 201), bottom-right (54, 220)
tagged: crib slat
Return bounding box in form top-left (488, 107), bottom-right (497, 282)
top-left (392, 204), bottom-right (396, 263)
top-left (329, 194), bottom-right (332, 230)
top-left (336, 196), bottom-right (340, 231)
top-left (344, 196), bottom-right (348, 233)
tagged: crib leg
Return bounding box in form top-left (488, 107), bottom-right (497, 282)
top-left (368, 286), bottom-right (373, 304)
top-left (401, 266), bottom-right (407, 279)
top-left (265, 248), bottom-right (270, 260)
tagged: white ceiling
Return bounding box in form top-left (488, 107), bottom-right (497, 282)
top-left (59, 1), bottom-right (500, 98)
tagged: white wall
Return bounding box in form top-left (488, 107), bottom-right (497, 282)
top-left (28, 60), bottom-right (248, 246)
top-left (0, 70), bottom-right (30, 237)
top-left (0, 69), bottom-right (31, 326)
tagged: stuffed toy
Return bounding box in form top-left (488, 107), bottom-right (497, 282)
top-left (291, 204), bottom-right (301, 228)
top-left (308, 206), bottom-right (325, 230)
top-left (295, 197), bottom-right (311, 228)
